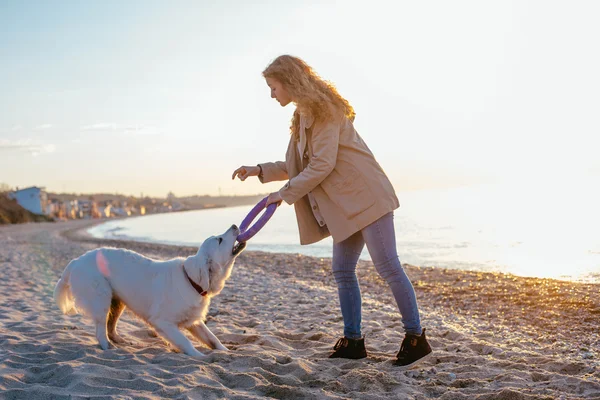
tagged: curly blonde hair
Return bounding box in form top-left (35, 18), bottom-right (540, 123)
top-left (262, 55), bottom-right (355, 136)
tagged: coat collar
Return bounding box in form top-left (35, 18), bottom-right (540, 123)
top-left (298, 113), bottom-right (314, 157)
top-left (301, 112), bottom-right (314, 129)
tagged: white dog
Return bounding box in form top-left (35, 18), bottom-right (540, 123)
top-left (54, 224), bottom-right (246, 358)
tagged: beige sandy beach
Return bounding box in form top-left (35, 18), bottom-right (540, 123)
top-left (1, 220), bottom-right (599, 399)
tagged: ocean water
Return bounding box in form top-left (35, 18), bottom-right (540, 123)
top-left (88, 182), bottom-right (600, 283)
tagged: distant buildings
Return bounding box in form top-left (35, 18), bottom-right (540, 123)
top-left (5, 186), bottom-right (257, 221)
top-left (64, 200), bottom-right (79, 219)
top-left (8, 186), bottom-right (48, 215)
top-left (77, 200), bottom-right (101, 219)
top-left (7, 187), bottom-right (102, 219)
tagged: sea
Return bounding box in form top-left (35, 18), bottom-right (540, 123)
top-left (88, 182), bottom-right (600, 283)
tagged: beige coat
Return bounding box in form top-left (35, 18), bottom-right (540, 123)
top-left (259, 113), bottom-right (399, 245)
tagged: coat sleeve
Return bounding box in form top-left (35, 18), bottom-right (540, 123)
top-left (258, 161), bottom-right (288, 183)
top-left (278, 118), bottom-right (341, 205)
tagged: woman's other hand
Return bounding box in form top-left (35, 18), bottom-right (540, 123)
top-left (266, 191), bottom-right (283, 206)
top-left (232, 165), bottom-right (261, 181)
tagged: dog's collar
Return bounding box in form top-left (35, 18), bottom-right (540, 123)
top-left (182, 264), bottom-right (208, 297)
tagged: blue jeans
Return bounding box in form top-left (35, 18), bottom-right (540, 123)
top-left (332, 212), bottom-right (422, 338)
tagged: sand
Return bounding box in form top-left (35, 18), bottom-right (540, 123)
top-left (1, 219), bottom-right (599, 399)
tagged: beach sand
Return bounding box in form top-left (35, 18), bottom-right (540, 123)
top-left (1, 220), bottom-right (599, 399)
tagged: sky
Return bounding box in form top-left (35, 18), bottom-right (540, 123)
top-left (1, 0), bottom-right (599, 198)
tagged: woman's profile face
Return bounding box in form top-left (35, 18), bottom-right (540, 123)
top-left (266, 77), bottom-right (292, 107)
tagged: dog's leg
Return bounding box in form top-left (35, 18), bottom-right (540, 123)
top-left (187, 322), bottom-right (228, 351)
top-left (94, 315), bottom-right (111, 350)
top-left (151, 320), bottom-right (205, 358)
top-left (107, 298), bottom-right (130, 345)
top-left (77, 280), bottom-right (112, 350)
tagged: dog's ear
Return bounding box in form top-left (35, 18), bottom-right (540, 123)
top-left (199, 257), bottom-right (211, 292)
top-left (185, 256), bottom-right (210, 292)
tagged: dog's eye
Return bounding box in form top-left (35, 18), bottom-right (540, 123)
top-left (218, 238), bottom-right (223, 245)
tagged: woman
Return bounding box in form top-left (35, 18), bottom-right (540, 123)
top-left (232, 55), bottom-right (431, 369)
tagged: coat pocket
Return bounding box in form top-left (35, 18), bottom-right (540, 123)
top-left (321, 167), bottom-right (375, 218)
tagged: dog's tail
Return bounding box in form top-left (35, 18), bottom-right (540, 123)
top-left (54, 261), bottom-right (77, 315)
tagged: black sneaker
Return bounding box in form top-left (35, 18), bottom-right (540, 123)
top-left (328, 337), bottom-right (367, 359)
top-left (394, 328), bottom-right (432, 369)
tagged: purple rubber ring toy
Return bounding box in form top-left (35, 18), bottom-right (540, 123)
top-left (237, 196), bottom-right (278, 243)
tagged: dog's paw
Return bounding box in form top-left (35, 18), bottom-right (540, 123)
top-left (108, 335), bottom-right (135, 346)
top-left (187, 349), bottom-right (207, 359)
top-left (215, 344), bottom-right (229, 351)
top-left (108, 334), bottom-right (132, 345)
top-left (98, 341), bottom-right (113, 350)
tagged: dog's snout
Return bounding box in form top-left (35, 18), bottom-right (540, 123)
top-left (231, 224), bottom-right (238, 231)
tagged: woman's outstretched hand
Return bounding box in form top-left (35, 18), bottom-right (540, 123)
top-left (232, 165), bottom-right (261, 181)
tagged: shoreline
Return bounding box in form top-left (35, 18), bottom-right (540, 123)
top-left (0, 220), bottom-right (599, 399)
top-left (79, 215), bottom-right (600, 285)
